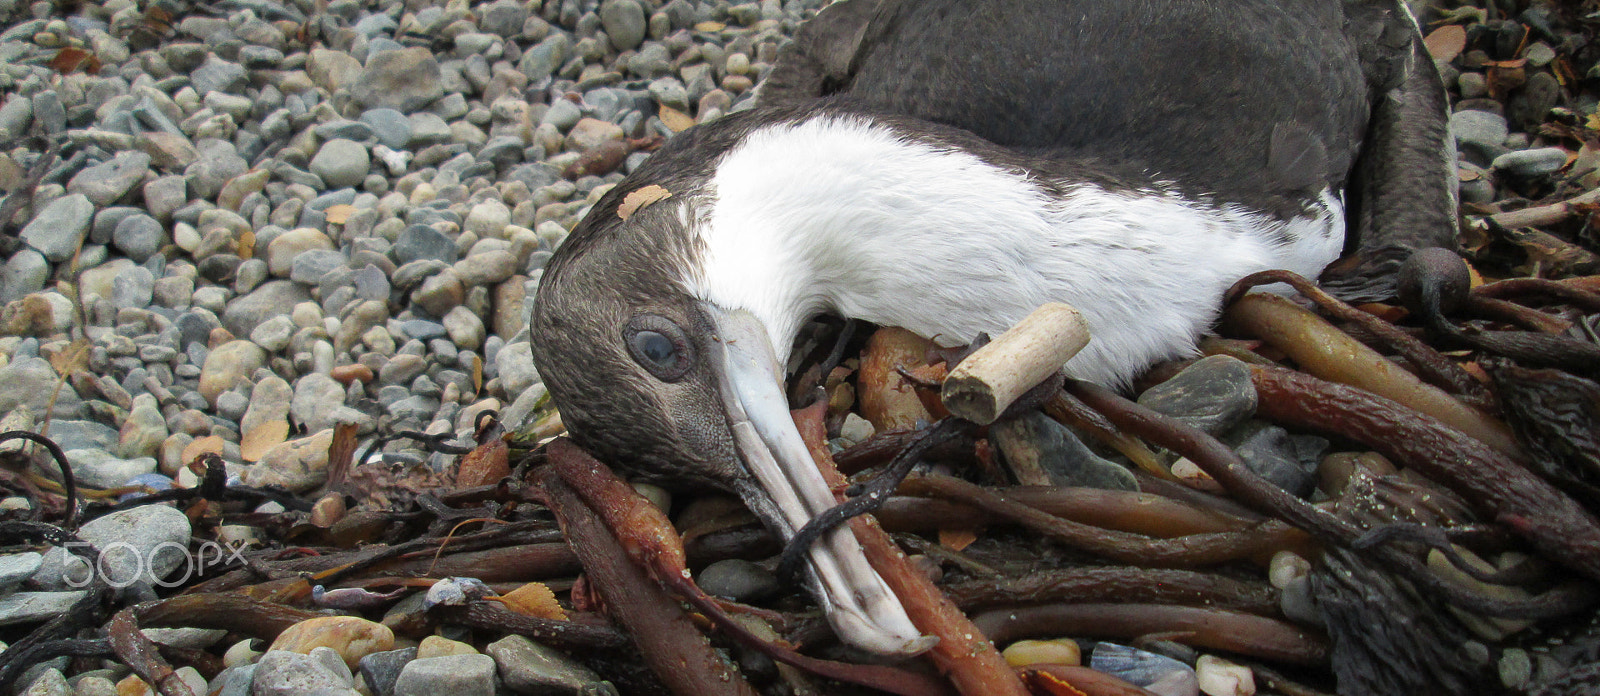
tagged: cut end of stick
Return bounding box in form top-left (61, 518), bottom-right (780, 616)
top-left (942, 303), bottom-right (1090, 424)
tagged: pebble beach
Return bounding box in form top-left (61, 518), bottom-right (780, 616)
top-left (0, 0), bottom-right (815, 512)
top-left (0, 0), bottom-right (822, 691)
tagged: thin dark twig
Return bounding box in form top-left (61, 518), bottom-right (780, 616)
top-left (0, 520), bottom-right (91, 554)
top-left (354, 428), bottom-right (477, 469)
top-left (819, 318), bottom-right (859, 378)
top-left (1474, 277), bottom-right (1600, 312)
top-left (1, 430), bottom-right (79, 529)
top-left (473, 409), bottom-right (500, 434)
top-left (0, 587), bottom-right (112, 687)
top-left (776, 417), bottom-right (969, 584)
top-left (86, 478), bottom-right (313, 520)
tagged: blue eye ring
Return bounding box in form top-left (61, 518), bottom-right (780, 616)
top-left (624, 314), bottom-right (694, 382)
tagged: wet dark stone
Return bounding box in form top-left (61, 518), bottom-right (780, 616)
top-left (1136, 355), bottom-right (1256, 435)
top-left (1228, 421), bottom-right (1318, 498)
top-left (992, 411), bottom-right (1138, 491)
top-left (697, 559), bottom-right (779, 602)
top-left (359, 647), bottom-right (417, 696)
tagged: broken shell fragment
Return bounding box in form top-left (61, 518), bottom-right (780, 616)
top-left (1090, 642), bottom-right (1199, 696)
top-left (1195, 654), bottom-right (1255, 696)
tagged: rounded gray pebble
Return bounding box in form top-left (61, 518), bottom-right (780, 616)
top-left (310, 139), bottom-right (372, 189)
top-left (697, 559), bottom-right (780, 602)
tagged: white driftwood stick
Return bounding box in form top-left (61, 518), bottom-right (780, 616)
top-left (941, 302), bottom-right (1090, 425)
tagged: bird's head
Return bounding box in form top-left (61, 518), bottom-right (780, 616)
top-left (529, 124), bottom-right (928, 655)
top-left (528, 182), bottom-right (741, 489)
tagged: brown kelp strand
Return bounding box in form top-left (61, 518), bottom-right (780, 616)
top-left (1465, 294), bottom-right (1574, 333)
top-left (1226, 269), bottom-right (1491, 406)
top-left (793, 401), bottom-right (1028, 696)
top-left (942, 566), bottom-right (1280, 615)
top-left (1400, 247), bottom-right (1600, 375)
top-left (1222, 291), bottom-right (1520, 455)
top-left (1022, 665), bottom-right (1165, 696)
top-left (542, 437), bottom-right (960, 696)
top-left (109, 608), bottom-right (194, 696)
top-left (1473, 276), bottom-right (1600, 312)
top-left (896, 472), bottom-right (1312, 566)
top-left (971, 603), bottom-right (1329, 665)
top-left (434, 601), bottom-right (630, 650)
top-left (131, 594), bottom-right (324, 640)
top-left (1485, 361), bottom-right (1600, 487)
top-left (872, 484), bottom-right (1250, 538)
top-left (538, 469), bottom-right (762, 696)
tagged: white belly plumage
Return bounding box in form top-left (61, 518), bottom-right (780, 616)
top-left (686, 114), bottom-right (1345, 386)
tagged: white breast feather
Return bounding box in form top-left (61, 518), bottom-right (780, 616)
top-left (686, 115), bottom-right (1344, 386)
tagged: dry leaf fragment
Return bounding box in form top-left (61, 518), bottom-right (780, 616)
top-left (1483, 58), bottom-right (1528, 69)
top-left (181, 435), bottom-right (226, 468)
top-left (236, 229), bottom-right (256, 260)
top-left (1020, 668), bottom-right (1091, 696)
top-left (496, 582), bottom-right (568, 620)
top-left (48, 339), bottom-right (91, 377)
top-left (658, 105), bottom-right (696, 133)
top-left (618, 185), bottom-right (672, 220)
top-left (323, 204), bottom-right (355, 225)
top-left (49, 47), bottom-right (101, 75)
top-left (1423, 25), bottom-right (1466, 63)
top-left (241, 421), bottom-right (290, 462)
top-left (453, 431), bottom-right (509, 488)
top-left (939, 528), bottom-right (978, 551)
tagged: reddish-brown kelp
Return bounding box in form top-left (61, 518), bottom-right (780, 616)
top-left (1067, 379), bottom-right (1593, 619)
top-left (539, 469), bottom-right (760, 696)
top-left (109, 608), bottom-right (194, 696)
top-left (542, 437), bottom-right (959, 696)
top-left (1400, 247), bottom-right (1600, 376)
top-left (943, 567), bottom-right (1280, 615)
top-left (1023, 665), bottom-right (1164, 696)
top-left (132, 594), bottom-right (323, 640)
top-left (431, 602), bottom-right (629, 651)
top-left (793, 401), bottom-right (1030, 696)
top-left (1249, 364), bottom-right (1600, 583)
top-left (1474, 276), bottom-right (1600, 312)
top-left (1466, 294), bottom-right (1574, 333)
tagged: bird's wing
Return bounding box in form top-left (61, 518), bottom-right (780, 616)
top-left (1322, 0), bottom-right (1459, 302)
top-left (757, 0), bottom-right (902, 106)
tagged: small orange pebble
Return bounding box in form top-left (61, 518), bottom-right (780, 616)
top-left (1002, 638), bottom-right (1082, 667)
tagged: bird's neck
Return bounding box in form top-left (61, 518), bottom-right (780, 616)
top-left (682, 114), bottom-right (1343, 382)
top-left (685, 115), bottom-right (1051, 361)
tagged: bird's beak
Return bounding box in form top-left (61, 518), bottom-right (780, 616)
top-left (704, 305), bottom-right (933, 656)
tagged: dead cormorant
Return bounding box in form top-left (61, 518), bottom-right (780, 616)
top-left (529, 0), bottom-right (1455, 654)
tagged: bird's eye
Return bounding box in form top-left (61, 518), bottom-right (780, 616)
top-left (624, 314), bottom-right (694, 382)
